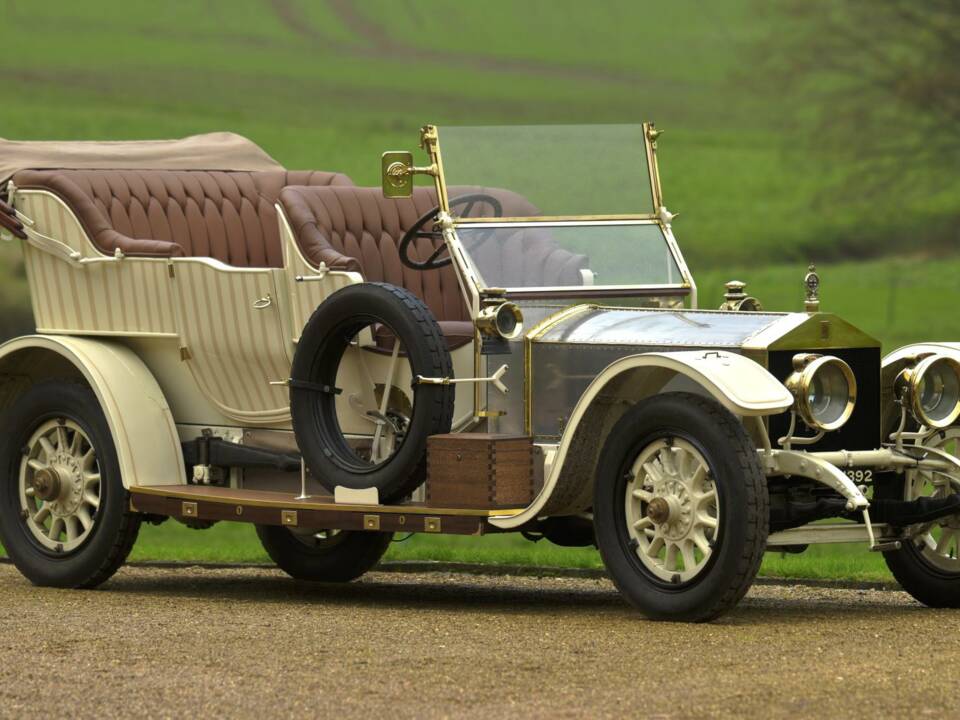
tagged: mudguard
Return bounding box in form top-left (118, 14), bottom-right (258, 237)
top-left (491, 350), bottom-right (793, 529)
top-left (0, 335), bottom-right (185, 488)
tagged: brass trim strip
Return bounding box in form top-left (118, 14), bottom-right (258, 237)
top-left (130, 485), bottom-right (524, 518)
top-left (454, 214), bottom-right (660, 224)
top-left (643, 121), bottom-right (664, 211)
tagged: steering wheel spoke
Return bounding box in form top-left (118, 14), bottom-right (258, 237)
top-left (397, 193), bottom-right (503, 271)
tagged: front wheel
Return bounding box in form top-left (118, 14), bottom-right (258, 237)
top-left (256, 525), bottom-right (393, 582)
top-left (594, 392), bottom-right (768, 622)
top-left (879, 427), bottom-right (960, 607)
top-left (0, 381), bottom-right (140, 588)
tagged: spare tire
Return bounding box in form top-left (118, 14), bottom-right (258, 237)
top-left (290, 282), bottom-right (455, 501)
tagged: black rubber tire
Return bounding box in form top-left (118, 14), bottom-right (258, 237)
top-left (594, 392), bottom-right (768, 622)
top-left (0, 380), bottom-right (140, 588)
top-left (256, 525), bottom-right (392, 582)
top-left (290, 282), bottom-right (454, 502)
top-left (875, 471), bottom-right (960, 608)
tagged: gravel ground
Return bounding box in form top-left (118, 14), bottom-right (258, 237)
top-left (0, 563), bottom-right (953, 719)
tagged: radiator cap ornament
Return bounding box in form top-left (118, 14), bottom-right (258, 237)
top-left (804, 264), bottom-right (820, 313)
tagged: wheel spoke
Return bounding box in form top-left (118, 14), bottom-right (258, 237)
top-left (47, 517), bottom-right (63, 541)
top-left (82, 489), bottom-right (100, 509)
top-left (646, 536), bottom-right (665, 558)
top-left (83, 471), bottom-right (100, 488)
top-left (633, 517), bottom-right (653, 531)
top-left (641, 462), bottom-right (661, 484)
top-left (632, 488), bottom-right (654, 502)
top-left (692, 529), bottom-right (712, 556)
top-left (689, 464), bottom-right (707, 488)
top-left (664, 543), bottom-right (678, 571)
top-left (696, 512), bottom-right (718, 530)
top-left (32, 505), bottom-right (50, 526)
top-left (38, 436), bottom-right (56, 460)
top-left (55, 425), bottom-right (68, 452)
top-left (697, 488), bottom-right (717, 506)
top-left (935, 528), bottom-right (955, 556)
top-left (64, 516), bottom-right (78, 541)
top-left (660, 447), bottom-right (677, 476)
top-left (69, 428), bottom-right (83, 456)
top-left (82, 448), bottom-right (96, 472)
top-left (27, 458), bottom-right (48, 472)
top-left (680, 540), bottom-right (697, 572)
top-left (76, 506), bottom-right (93, 532)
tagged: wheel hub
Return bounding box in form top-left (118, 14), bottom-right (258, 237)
top-left (648, 481), bottom-right (694, 541)
top-left (45, 453), bottom-right (84, 516)
top-left (31, 466), bottom-right (62, 502)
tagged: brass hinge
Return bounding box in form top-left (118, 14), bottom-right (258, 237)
top-left (179, 345), bottom-right (192, 361)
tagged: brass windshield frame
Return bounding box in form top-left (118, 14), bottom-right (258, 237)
top-left (420, 123), bottom-right (692, 301)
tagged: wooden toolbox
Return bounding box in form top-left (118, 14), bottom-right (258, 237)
top-left (426, 433), bottom-right (534, 509)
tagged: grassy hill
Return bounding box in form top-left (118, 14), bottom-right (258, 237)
top-left (2, 0), bottom-right (953, 270)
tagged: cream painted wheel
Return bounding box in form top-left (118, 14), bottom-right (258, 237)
top-left (903, 428), bottom-right (960, 572)
top-left (19, 418), bottom-right (102, 554)
top-left (625, 438), bottom-right (720, 584)
top-left (0, 381), bottom-right (139, 588)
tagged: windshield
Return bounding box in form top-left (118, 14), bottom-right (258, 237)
top-left (439, 124), bottom-right (657, 219)
top-left (457, 222), bottom-right (683, 292)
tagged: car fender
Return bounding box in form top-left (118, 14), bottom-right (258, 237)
top-left (0, 335), bottom-right (185, 489)
top-left (883, 342), bottom-right (960, 370)
top-left (490, 350), bottom-right (793, 529)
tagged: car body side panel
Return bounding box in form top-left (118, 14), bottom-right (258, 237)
top-left (490, 350), bottom-right (793, 528)
top-left (0, 335), bottom-right (185, 488)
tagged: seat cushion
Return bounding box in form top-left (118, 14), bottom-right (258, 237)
top-left (13, 168), bottom-right (353, 266)
top-left (280, 185), bottom-right (472, 324)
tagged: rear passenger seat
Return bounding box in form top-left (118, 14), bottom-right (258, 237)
top-left (13, 169), bottom-right (353, 267)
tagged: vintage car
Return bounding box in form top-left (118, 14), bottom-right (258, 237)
top-left (0, 125), bottom-right (958, 622)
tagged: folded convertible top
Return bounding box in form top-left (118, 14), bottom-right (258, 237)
top-left (0, 131), bottom-right (283, 188)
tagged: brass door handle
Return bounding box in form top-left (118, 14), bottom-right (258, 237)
top-left (253, 294), bottom-right (272, 309)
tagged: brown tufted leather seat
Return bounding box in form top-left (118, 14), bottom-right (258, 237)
top-left (13, 169), bottom-right (353, 267)
top-left (278, 185), bottom-right (591, 349)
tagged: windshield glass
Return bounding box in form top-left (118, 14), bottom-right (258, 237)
top-left (439, 124), bottom-right (656, 218)
top-left (457, 222), bottom-right (682, 291)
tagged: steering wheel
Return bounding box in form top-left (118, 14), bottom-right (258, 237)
top-left (398, 193), bottom-right (502, 271)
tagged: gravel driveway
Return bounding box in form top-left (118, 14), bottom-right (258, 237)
top-left (0, 563), bottom-right (952, 718)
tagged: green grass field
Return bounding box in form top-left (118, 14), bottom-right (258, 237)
top-left (0, 1), bottom-right (957, 581)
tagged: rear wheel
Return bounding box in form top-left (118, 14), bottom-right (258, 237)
top-left (880, 427), bottom-right (960, 607)
top-left (0, 381), bottom-right (140, 588)
top-left (256, 525), bottom-right (392, 582)
top-left (594, 393), bottom-right (768, 622)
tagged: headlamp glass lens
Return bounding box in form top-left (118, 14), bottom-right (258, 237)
top-left (917, 359), bottom-right (960, 425)
top-left (807, 362), bottom-right (850, 427)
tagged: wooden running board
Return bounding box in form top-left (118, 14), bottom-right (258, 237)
top-left (129, 485), bottom-right (524, 536)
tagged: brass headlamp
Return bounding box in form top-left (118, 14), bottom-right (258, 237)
top-left (475, 301), bottom-right (523, 341)
top-left (785, 353), bottom-right (857, 431)
top-left (894, 354), bottom-right (960, 429)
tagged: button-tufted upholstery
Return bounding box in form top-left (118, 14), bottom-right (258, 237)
top-left (278, 185), bottom-right (591, 340)
top-left (13, 169), bottom-right (353, 267)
